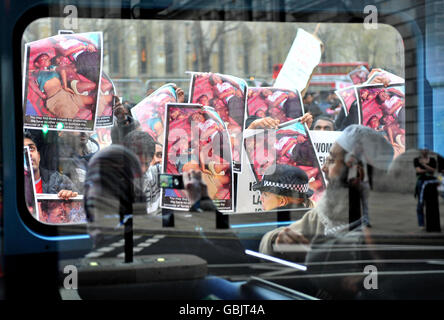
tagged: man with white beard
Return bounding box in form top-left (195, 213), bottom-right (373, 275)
top-left (259, 124), bottom-right (394, 256)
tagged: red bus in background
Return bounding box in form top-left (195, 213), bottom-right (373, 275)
top-left (272, 62), bottom-right (370, 91)
top-left (310, 62), bottom-right (370, 90)
top-left (271, 62), bottom-right (370, 118)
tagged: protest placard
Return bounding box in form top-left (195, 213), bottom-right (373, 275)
top-left (131, 83), bottom-right (178, 145)
top-left (348, 65), bottom-right (370, 84)
top-left (188, 72), bottom-right (247, 173)
top-left (243, 120), bottom-right (326, 212)
top-left (364, 69), bottom-right (405, 85)
top-left (95, 72), bottom-right (116, 127)
top-left (237, 129), bottom-right (340, 213)
top-left (247, 87), bottom-right (304, 122)
top-left (23, 32), bottom-right (103, 132)
top-left (356, 83), bottom-right (405, 158)
top-left (36, 194), bottom-right (86, 224)
top-left (161, 103), bottom-right (234, 212)
top-left (335, 86), bottom-right (359, 117)
top-left (274, 28), bottom-right (323, 94)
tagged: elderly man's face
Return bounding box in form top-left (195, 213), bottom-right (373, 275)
top-left (322, 143), bottom-right (346, 183)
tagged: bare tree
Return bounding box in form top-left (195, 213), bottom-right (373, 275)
top-left (191, 20), bottom-right (241, 71)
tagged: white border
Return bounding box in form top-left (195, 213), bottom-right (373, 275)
top-left (24, 146), bottom-right (40, 221)
top-left (23, 32), bottom-right (103, 133)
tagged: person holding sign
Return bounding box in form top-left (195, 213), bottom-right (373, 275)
top-left (24, 130), bottom-right (78, 200)
top-left (312, 115), bottom-right (335, 131)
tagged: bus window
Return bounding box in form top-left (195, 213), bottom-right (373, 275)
top-left (12, 2), bottom-right (444, 302)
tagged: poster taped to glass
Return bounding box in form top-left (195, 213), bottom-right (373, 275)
top-left (23, 32), bottom-right (103, 132)
top-left (247, 87), bottom-right (304, 122)
top-left (95, 72), bottom-right (116, 128)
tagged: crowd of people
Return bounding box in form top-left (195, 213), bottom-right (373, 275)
top-left (21, 56), bottom-right (444, 300)
top-left (22, 62), bottom-right (442, 250)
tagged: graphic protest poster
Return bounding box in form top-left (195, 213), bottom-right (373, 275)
top-left (247, 87), bottom-right (304, 122)
top-left (95, 72), bottom-right (116, 127)
top-left (335, 86), bottom-right (358, 117)
top-left (237, 129), bottom-right (341, 213)
top-left (131, 83), bottom-right (178, 145)
top-left (356, 83), bottom-right (406, 158)
top-left (274, 28), bottom-right (322, 94)
top-left (348, 65), bottom-right (370, 85)
top-left (244, 120), bottom-right (326, 211)
top-left (188, 72), bottom-right (247, 173)
top-left (24, 146), bottom-right (39, 220)
top-left (161, 103), bottom-right (234, 212)
top-left (36, 194), bottom-right (86, 224)
top-left (364, 69), bottom-right (405, 85)
top-left (23, 32), bottom-right (103, 132)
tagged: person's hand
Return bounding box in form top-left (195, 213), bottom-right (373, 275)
top-left (64, 86), bottom-right (75, 94)
top-left (368, 68), bottom-right (390, 87)
top-left (371, 75), bottom-right (390, 87)
top-left (176, 87), bottom-right (185, 103)
top-left (296, 135), bottom-right (306, 144)
top-left (248, 117), bottom-right (280, 129)
top-left (300, 112), bottom-right (313, 129)
top-left (183, 170), bottom-right (209, 205)
top-left (275, 227), bottom-right (310, 245)
top-left (40, 93), bottom-right (47, 100)
top-left (86, 44), bottom-right (96, 52)
top-left (112, 95), bottom-right (128, 121)
top-left (58, 189), bottom-right (78, 200)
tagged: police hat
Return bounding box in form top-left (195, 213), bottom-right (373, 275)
top-left (252, 164), bottom-right (314, 198)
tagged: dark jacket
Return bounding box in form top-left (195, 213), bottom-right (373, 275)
top-left (335, 100), bottom-right (359, 130)
top-left (40, 167), bottom-right (77, 194)
top-left (111, 116), bottom-right (140, 145)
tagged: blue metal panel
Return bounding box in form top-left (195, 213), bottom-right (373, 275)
top-left (433, 88), bottom-right (444, 154)
top-left (1, 0), bottom-right (92, 256)
top-left (425, 0), bottom-right (444, 154)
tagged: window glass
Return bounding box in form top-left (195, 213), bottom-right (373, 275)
top-left (22, 18), bottom-right (404, 225)
top-left (17, 3), bottom-right (444, 301)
